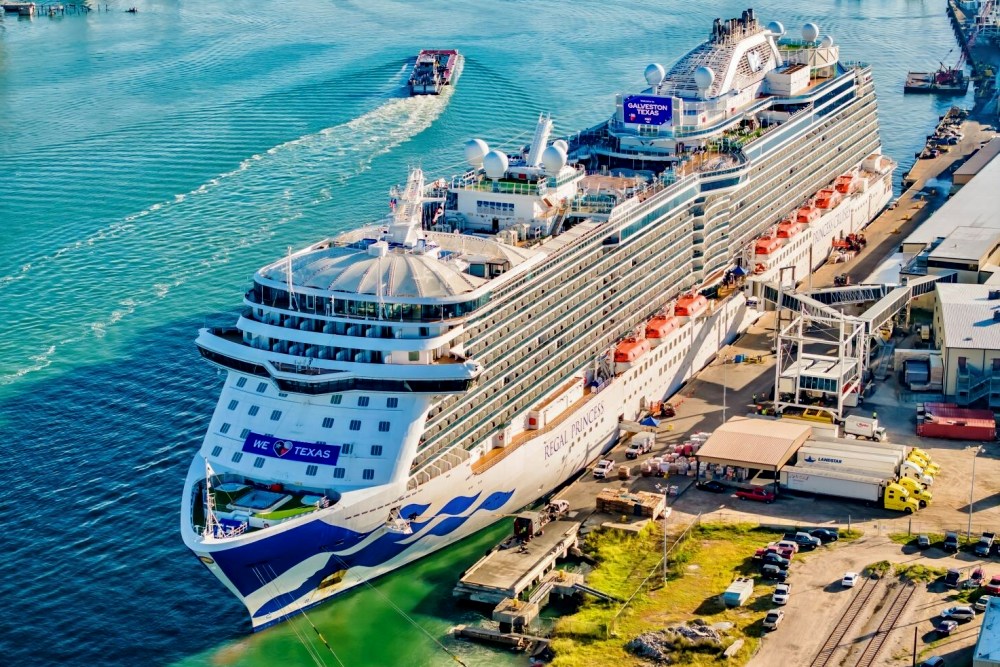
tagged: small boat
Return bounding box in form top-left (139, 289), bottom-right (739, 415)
top-left (408, 50), bottom-right (464, 96)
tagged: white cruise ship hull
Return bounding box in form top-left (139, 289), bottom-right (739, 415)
top-left (182, 295), bottom-right (756, 629)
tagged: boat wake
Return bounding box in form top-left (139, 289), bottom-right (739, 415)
top-left (0, 94), bottom-right (451, 387)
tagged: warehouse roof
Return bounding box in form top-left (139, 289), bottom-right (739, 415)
top-left (696, 417), bottom-right (812, 471)
top-left (974, 595), bottom-right (1000, 664)
top-left (903, 152), bottom-right (1000, 249)
top-left (935, 283), bottom-right (1000, 351)
top-left (928, 226), bottom-right (1000, 264)
top-left (954, 137), bottom-right (1000, 181)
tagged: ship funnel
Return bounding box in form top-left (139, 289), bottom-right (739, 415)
top-left (526, 114), bottom-right (553, 167)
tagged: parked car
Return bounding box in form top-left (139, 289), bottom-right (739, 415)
top-left (625, 438), bottom-right (652, 459)
top-left (761, 553), bottom-right (791, 569)
top-left (786, 532), bottom-right (821, 550)
top-left (945, 569), bottom-right (961, 589)
top-left (761, 564), bottom-right (788, 582)
top-left (975, 595), bottom-right (992, 613)
top-left (810, 528), bottom-right (839, 544)
top-left (754, 544), bottom-right (795, 561)
top-left (842, 572), bottom-right (859, 588)
top-left (917, 534), bottom-right (931, 549)
top-left (940, 606), bottom-right (976, 622)
top-left (593, 459), bottom-right (615, 479)
top-left (920, 657), bottom-right (944, 667)
top-left (775, 540), bottom-right (800, 554)
top-left (935, 620), bottom-right (958, 636)
top-left (735, 486), bottom-right (776, 503)
top-left (943, 532), bottom-right (960, 553)
top-left (697, 480), bottom-right (727, 494)
top-left (986, 575), bottom-right (1000, 595)
top-left (772, 583), bottom-right (791, 605)
top-left (763, 610), bottom-right (785, 630)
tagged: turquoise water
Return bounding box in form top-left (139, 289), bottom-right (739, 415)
top-left (0, 1), bottom-right (972, 665)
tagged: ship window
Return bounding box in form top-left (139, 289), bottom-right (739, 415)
top-left (248, 405), bottom-right (260, 416)
top-left (331, 395), bottom-right (343, 405)
top-left (342, 443), bottom-right (354, 455)
top-left (278, 392), bottom-right (288, 398)
top-left (386, 397), bottom-right (398, 408)
top-left (333, 467), bottom-right (346, 479)
top-left (270, 410), bottom-right (282, 421)
top-left (220, 423), bottom-right (231, 434)
top-left (378, 421), bottom-right (391, 433)
top-left (371, 445), bottom-right (383, 456)
top-left (305, 465), bottom-right (318, 477)
top-left (236, 377), bottom-right (248, 388)
top-left (362, 468), bottom-right (375, 480)
top-left (253, 457), bottom-right (266, 469)
top-left (409, 351), bottom-right (420, 362)
top-left (322, 417), bottom-right (335, 428)
top-left (357, 396), bottom-right (370, 407)
top-left (256, 382), bottom-right (268, 393)
top-left (228, 400), bottom-right (239, 410)
top-left (232, 452), bottom-right (243, 463)
top-left (349, 420), bottom-right (362, 431)
top-left (211, 445), bottom-right (222, 457)
top-left (240, 428), bottom-right (250, 439)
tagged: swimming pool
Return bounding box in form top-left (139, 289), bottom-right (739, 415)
top-left (230, 490), bottom-right (289, 512)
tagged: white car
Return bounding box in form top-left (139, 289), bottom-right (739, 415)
top-left (772, 583), bottom-right (791, 605)
top-left (975, 595), bottom-right (991, 613)
top-left (842, 572), bottom-right (859, 588)
top-left (593, 459), bottom-right (615, 479)
top-left (940, 605), bottom-right (976, 622)
top-left (763, 609), bottom-right (785, 630)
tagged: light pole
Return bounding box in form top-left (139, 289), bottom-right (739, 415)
top-left (968, 445), bottom-right (982, 541)
top-left (722, 356), bottom-right (728, 424)
top-left (655, 483), bottom-right (669, 582)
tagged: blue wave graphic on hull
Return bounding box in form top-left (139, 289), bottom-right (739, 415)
top-left (248, 489), bottom-right (515, 619)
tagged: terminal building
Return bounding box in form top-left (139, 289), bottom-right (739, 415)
top-left (932, 283), bottom-right (1000, 407)
top-left (974, 595), bottom-right (1000, 667)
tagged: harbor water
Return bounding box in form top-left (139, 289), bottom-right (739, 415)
top-left (0, 1), bottom-right (974, 665)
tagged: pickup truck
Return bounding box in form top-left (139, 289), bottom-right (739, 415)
top-left (783, 531), bottom-right (822, 550)
top-left (735, 486), bottom-right (776, 504)
top-left (593, 459), bottom-right (615, 479)
top-left (753, 544), bottom-right (795, 560)
top-left (975, 532), bottom-right (996, 557)
top-left (944, 531), bottom-right (960, 553)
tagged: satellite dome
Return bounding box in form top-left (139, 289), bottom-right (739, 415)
top-left (767, 20), bottom-right (785, 36)
top-left (694, 66), bottom-right (715, 91)
top-left (540, 145), bottom-right (568, 175)
top-left (482, 150), bottom-right (509, 179)
top-left (644, 63), bottom-right (666, 87)
top-left (820, 35), bottom-right (834, 48)
top-left (552, 139), bottom-right (569, 154)
top-left (464, 138), bottom-right (489, 167)
top-left (802, 22), bottom-right (820, 42)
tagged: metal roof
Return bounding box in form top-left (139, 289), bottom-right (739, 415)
top-left (928, 226), bottom-right (1000, 263)
top-left (696, 417), bottom-right (812, 470)
top-left (954, 137), bottom-right (1000, 180)
top-left (935, 283), bottom-right (1000, 351)
top-left (975, 595), bottom-right (1000, 664)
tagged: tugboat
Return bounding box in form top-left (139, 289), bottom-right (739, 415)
top-left (905, 59), bottom-right (969, 95)
top-left (408, 50), bottom-right (464, 95)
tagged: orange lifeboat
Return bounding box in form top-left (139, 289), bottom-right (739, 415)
top-left (815, 188), bottom-right (843, 210)
top-left (796, 206), bottom-right (820, 224)
top-left (645, 315), bottom-right (678, 343)
top-left (755, 237), bottom-right (783, 255)
top-left (675, 293), bottom-right (709, 317)
top-left (614, 337), bottom-right (650, 364)
top-left (776, 221), bottom-right (803, 238)
top-left (835, 174), bottom-right (855, 194)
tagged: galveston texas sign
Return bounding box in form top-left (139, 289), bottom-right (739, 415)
top-left (242, 432), bottom-right (342, 465)
top-left (622, 95), bottom-right (673, 125)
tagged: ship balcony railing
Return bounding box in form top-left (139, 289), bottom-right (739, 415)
top-left (191, 477), bottom-right (340, 538)
top-left (450, 177), bottom-right (544, 196)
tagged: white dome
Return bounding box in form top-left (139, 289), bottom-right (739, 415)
top-left (644, 63), bottom-right (666, 87)
top-left (767, 20), bottom-right (785, 36)
top-left (552, 138), bottom-right (569, 154)
top-left (802, 22), bottom-right (820, 42)
top-left (482, 150), bottom-right (509, 179)
top-left (820, 35), bottom-right (834, 48)
top-left (694, 66), bottom-right (715, 91)
top-left (464, 138), bottom-right (489, 167)
top-left (540, 145), bottom-right (568, 175)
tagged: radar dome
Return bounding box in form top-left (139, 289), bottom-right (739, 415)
top-left (552, 139), bottom-right (569, 154)
top-left (482, 150), bottom-right (509, 179)
top-left (802, 22), bottom-right (820, 42)
top-left (766, 20), bottom-right (785, 36)
top-left (693, 66), bottom-right (715, 91)
top-left (820, 35), bottom-right (834, 47)
top-left (540, 145), bottom-right (568, 175)
top-left (464, 138), bottom-right (489, 167)
top-left (644, 63), bottom-right (666, 87)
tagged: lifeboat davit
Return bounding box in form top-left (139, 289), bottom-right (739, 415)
top-left (675, 293), bottom-right (709, 317)
top-left (645, 315), bottom-right (679, 344)
top-left (815, 188), bottom-right (843, 210)
top-left (796, 206), bottom-right (820, 224)
top-left (835, 174), bottom-right (855, 194)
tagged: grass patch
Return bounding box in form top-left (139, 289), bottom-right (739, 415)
top-left (550, 522), bottom-right (786, 667)
top-left (839, 528), bottom-right (864, 542)
top-left (866, 560), bottom-right (893, 577)
top-left (889, 531), bottom-right (944, 547)
top-left (895, 563), bottom-right (947, 583)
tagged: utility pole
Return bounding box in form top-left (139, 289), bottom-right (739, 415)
top-left (968, 445), bottom-right (982, 540)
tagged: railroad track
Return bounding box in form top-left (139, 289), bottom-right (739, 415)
top-left (809, 576), bottom-right (881, 667)
top-left (855, 583), bottom-right (917, 667)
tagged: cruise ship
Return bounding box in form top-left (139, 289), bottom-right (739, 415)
top-left (181, 9), bottom-right (894, 630)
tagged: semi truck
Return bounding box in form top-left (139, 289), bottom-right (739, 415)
top-left (800, 438), bottom-right (935, 486)
top-left (779, 466), bottom-right (920, 513)
top-left (844, 415), bottom-right (888, 441)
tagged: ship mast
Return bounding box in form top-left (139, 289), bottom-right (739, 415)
top-left (203, 459), bottom-right (221, 540)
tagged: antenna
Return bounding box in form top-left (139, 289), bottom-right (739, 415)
top-left (203, 459), bottom-right (221, 539)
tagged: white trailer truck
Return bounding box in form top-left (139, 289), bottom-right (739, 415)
top-left (843, 415), bottom-right (887, 441)
top-left (779, 466), bottom-right (919, 512)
